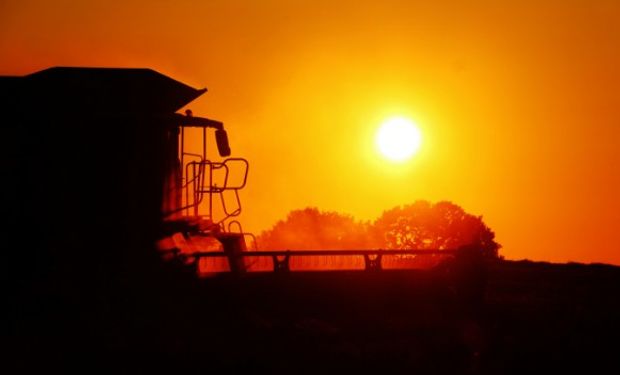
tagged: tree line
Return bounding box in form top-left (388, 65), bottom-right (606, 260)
top-left (257, 200), bottom-right (501, 259)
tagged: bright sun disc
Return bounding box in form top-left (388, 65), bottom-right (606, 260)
top-left (376, 117), bottom-right (422, 161)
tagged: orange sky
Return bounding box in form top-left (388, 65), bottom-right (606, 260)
top-left (2, 0), bottom-right (619, 264)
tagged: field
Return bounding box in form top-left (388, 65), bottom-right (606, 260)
top-left (150, 259), bottom-right (620, 373)
top-left (9, 260), bottom-right (620, 373)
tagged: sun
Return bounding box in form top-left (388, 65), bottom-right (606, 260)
top-left (375, 117), bottom-right (422, 162)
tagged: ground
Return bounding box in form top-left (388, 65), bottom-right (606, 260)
top-left (156, 260), bottom-right (620, 373)
top-left (9, 260), bottom-right (620, 373)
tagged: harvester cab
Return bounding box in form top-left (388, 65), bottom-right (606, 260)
top-left (0, 66), bottom-right (253, 277)
top-left (159, 107), bottom-right (254, 273)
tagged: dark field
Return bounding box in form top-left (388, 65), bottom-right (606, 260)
top-left (9, 260), bottom-right (620, 373)
top-left (217, 261), bottom-right (619, 374)
top-left (138, 260), bottom-right (620, 373)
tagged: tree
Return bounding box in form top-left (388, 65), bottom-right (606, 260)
top-left (372, 200), bottom-right (501, 259)
top-left (257, 207), bottom-right (374, 250)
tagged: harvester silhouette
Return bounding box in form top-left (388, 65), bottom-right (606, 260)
top-left (2, 68), bottom-right (486, 364)
top-left (0, 67), bottom-right (484, 277)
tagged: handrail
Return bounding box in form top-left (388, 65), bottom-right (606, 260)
top-left (227, 220), bottom-right (258, 251)
top-left (182, 158), bottom-right (249, 223)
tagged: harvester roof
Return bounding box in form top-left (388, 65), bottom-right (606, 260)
top-left (0, 67), bottom-right (206, 114)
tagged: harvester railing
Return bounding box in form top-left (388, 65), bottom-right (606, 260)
top-left (183, 158), bottom-right (249, 224)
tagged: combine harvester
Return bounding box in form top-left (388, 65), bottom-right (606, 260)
top-left (2, 68), bottom-right (487, 365)
top-left (1, 66), bottom-right (485, 286)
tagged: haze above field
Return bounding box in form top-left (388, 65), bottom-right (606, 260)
top-left (1, 0), bottom-right (618, 264)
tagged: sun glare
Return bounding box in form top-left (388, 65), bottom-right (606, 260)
top-left (376, 117), bottom-right (422, 162)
